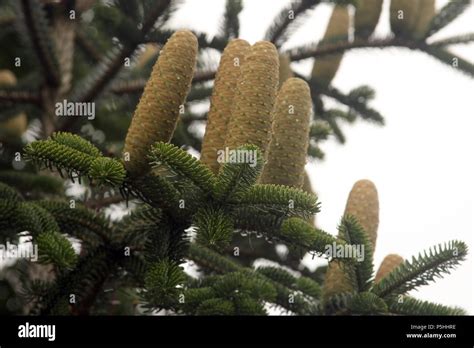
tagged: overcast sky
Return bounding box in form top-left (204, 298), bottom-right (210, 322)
top-left (168, 0), bottom-right (474, 314)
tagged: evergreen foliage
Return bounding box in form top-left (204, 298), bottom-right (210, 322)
top-left (0, 0), bottom-right (471, 316)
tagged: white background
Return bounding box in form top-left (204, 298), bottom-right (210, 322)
top-left (167, 0), bottom-right (474, 313)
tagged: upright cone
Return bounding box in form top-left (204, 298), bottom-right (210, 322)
top-left (323, 179), bottom-right (379, 302)
top-left (413, 0), bottom-right (436, 39)
top-left (375, 254), bottom-right (404, 283)
top-left (123, 30), bottom-right (198, 175)
top-left (390, 0), bottom-right (420, 37)
top-left (260, 78), bottom-right (311, 188)
top-left (278, 54), bottom-right (294, 89)
top-left (200, 39), bottom-right (250, 174)
top-left (344, 179), bottom-right (379, 249)
top-left (224, 41), bottom-right (279, 159)
top-left (354, 0), bottom-right (383, 39)
top-left (311, 5), bottom-right (349, 87)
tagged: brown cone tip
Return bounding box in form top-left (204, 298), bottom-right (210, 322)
top-left (375, 254), bottom-right (404, 283)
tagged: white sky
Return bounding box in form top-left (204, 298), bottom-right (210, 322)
top-left (168, 0), bottom-right (474, 313)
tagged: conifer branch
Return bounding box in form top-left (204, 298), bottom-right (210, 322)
top-left (149, 142), bottom-right (217, 194)
top-left (265, 0), bottom-right (322, 48)
top-left (425, 0), bottom-right (471, 38)
top-left (0, 170), bottom-right (63, 196)
top-left (337, 216), bottom-right (374, 292)
top-left (430, 33), bottom-right (474, 46)
top-left (17, 0), bottom-right (60, 87)
top-left (214, 145), bottom-right (263, 201)
top-left (0, 88), bottom-right (41, 105)
top-left (187, 243), bottom-right (320, 314)
top-left (387, 297), bottom-right (466, 316)
top-left (372, 241), bottom-right (468, 299)
top-left (219, 0), bottom-right (243, 40)
top-left (236, 184), bottom-right (320, 219)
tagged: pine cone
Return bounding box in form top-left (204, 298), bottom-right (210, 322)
top-left (200, 39), bottom-right (250, 174)
top-left (344, 179), bottom-right (379, 250)
top-left (278, 53), bottom-right (294, 89)
top-left (390, 0), bottom-right (420, 37)
top-left (123, 30), bottom-right (198, 175)
top-left (375, 254), bottom-right (404, 283)
top-left (224, 41), bottom-right (279, 159)
top-left (354, 0), bottom-right (383, 39)
top-left (260, 78), bottom-right (311, 188)
top-left (311, 5), bottom-right (349, 87)
top-left (413, 0), bottom-right (436, 39)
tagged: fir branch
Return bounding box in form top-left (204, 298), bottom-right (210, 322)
top-left (50, 132), bottom-right (102, 157)
top-left (36, 230), bottom-right (77, 269)
top-left (0, 88), bottom-right (41, 105)
top-left (279, 217), bottom-right (338, 255)
top-left (236, 184), bottom-right (320, 219)
top-left (264, 0), bottom-right (321, 48)
top-left (257, 266), bottom-right (321, 299)
top-left (214, 145), bottom-right (263, 201)
top-left (304, 76), bottom-right (385, 124)
top-left (149, 142), bottom-right (217, 194)
top-left (338, 215), bottom-right (374, 292)
top-left (422, 46), bottom-right (474, 78)
top-left (17, 0), bottom-right (60, 87)
top-left (431, 33), bottom-right (474, 46)
top-left (0, 182), bottom-right (23, 201)
top-left (24, 138), bottom-right (125, 186)
top-left (75, 27), bottom-right (102, 63)
top-left (192, 70), bottom-right (216, 84)
top-left (425, 0), bottom-right (471, 38)
top-left (387, 296), bottom-right (466, 316)
top-left (219, 0), bottom-right (243, 40)
top-left (194, 206), bottom-right (234, 250)
top-left (349, 292), bottom-right (387, 314)
top-left (372, 240), bottom-right (468, 299)
top-left (187, 243), bottom-right (320, 314)
top-left (0, 170), bottom-right (63, 196)
top-left (110, 79), bottom-right (147, 96)
top-left (145, 29), bottom-right (228, 51)
top-left (143, 259), bottom-right (186, 310)
top-left (61, 0), bottom-right (172, 131)
top-left (35, 200), bottom-right (111, 244)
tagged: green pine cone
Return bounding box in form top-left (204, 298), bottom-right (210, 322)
top-left (224, 41), bottom-right (279, 160)
top-left (413, 0), bottom-right (436, 39)
top-left (311, 5), bottom-right (349, 87)
top-left (354, 0), bottom-right (383, 39)
top-left (260, 78), bottom-right (311, 188)
top-left (200, 39), bottom-right (250, 174)
top-left (390, 0), bottom-right (420, 37)
top-left (123, 30), bottom-right (198, 175)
